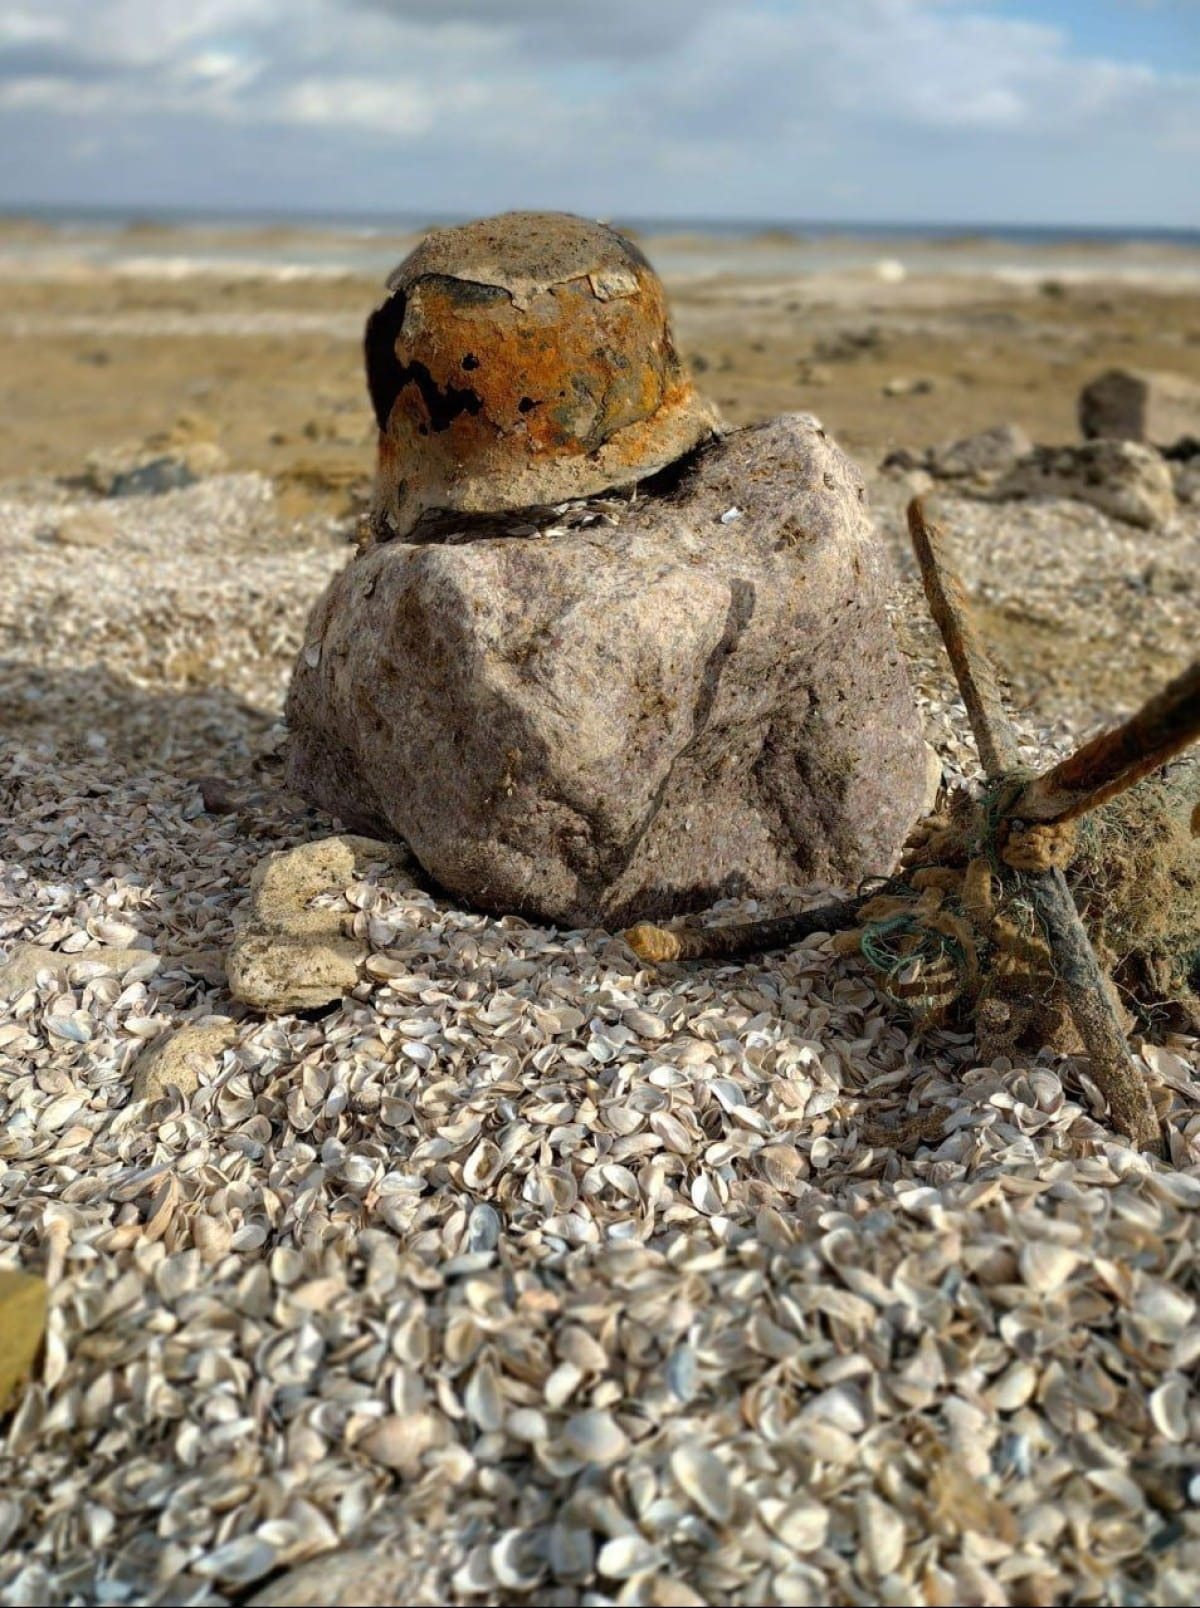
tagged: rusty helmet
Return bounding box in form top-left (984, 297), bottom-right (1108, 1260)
top-left (364, 211), bottom-right (720, 538)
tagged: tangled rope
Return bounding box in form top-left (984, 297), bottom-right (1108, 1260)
top-left (834, 772), bottom-right (1074, 1036)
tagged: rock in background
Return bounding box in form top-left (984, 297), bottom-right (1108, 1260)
top-left (1078, 368), bottom-right (1200, 449)
top-left (994, 440), bottom-right (1176, 531)
top-left (287, 415), bottom-right (929, 928)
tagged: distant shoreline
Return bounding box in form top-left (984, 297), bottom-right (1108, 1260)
top-left (1, 203), bottom-right (1199, 252)
top-left (2, 208), bottom-right (1199, 290)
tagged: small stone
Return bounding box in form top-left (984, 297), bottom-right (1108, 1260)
top-left (926, 423), bottom-right (1032, 481)
top-left (246, 1547), bottom-right (434, 1606)
top-left (130, 1020), bottom-right (239, 1103)
top-left (879, 446), bottom-right (927, 473)
top-left (109, 456), bottom-right (199, 498)
top-left (1, 943), bottom-right (153, 996)
top-left (227, 929), bottom-right (361, 1013)
top-left (226, 835), bottom-right (402, 1012)
top-left (0, 1269), bottom-right (46, 1413)
top-left (46, 508), bottom-right (120, 548)
top-left (1171, 460), bottom-right (1200, 504)
top-left (882, 376), bottom-right (935, 398)
top-left (85, 432), bottom-right (228, 497)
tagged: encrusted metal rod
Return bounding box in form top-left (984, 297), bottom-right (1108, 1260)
top-left (1027, 869), bottom-right (1161, 1150)
top-left (1007, 658), bottom-right (1200, 825)
top-left (624, 891), bottom-right (878, 963)
top-left (907, 497), bottom-right (1022, 780)
top-left (907, 495), bottom-right (1161, 1149)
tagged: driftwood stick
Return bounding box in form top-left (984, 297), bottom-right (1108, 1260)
top-left (907, 498), bottom-right (1022, 780)
top-left (624, 891), bottom-right (874, 963)
top-left (1028, 868), bottom-right (1160, 1149)
top-left (1007, 658), bottom-right (1200, 825)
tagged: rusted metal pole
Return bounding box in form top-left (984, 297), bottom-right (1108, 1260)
top-left (1028, 869), bottom-right (1161, 1150)
top-left (624, 891), bottom-right (877, 963)
top-left (907, 496), bottom-right (1161, 1150)
top-left (1006, 658), bottom-right (1200, 825)
top-left (907, 498), bottom-right (1022, 780)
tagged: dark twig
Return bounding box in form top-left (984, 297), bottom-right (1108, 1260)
top-left (907, 497), bottom-right (1021, 779)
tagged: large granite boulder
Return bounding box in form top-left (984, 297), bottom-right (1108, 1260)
top-left (286, 415), bottom-right (929, 927)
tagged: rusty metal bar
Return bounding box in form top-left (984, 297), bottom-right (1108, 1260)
top-left (1007, 658), bottom-right (1200, 824)
top-left (907, 497), bottom-right (1022, 780)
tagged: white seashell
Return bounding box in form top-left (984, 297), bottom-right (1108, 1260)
top-left (1132, 1281), bottom-right (1195, 1342)
top-left (557, 1325), bottom-right (609, 1374)
top-left (364, 952), bottom-right (408, 978)
top-left (360, 1412), bottom-right (438, 1475)
top-left (463, 1139), bottom-right (502, 1190)
top-left (857, 1490), bottom-right (905, 1576)
top-left (801, 1386), bottom-right (866, 1435)
top-left (666, 1347), bottom-right (698, 1402)
top-left (596, 1533), bottom-right (662, 1579)
top-left (490, 1529), bottom-right (544, 1591)
top-left (451, 1545), bottom-right (495, 1595)
top-left (760, 1498), bottom-right (829, 1553)
top-left (544, 1360), bottom-right (583, 1408)
top-left (88, 918), bottom-right (141, 947)
top-left (1018, 1241), bottom-right (1078, 1294)
top-left (670, 1444), bottom-right (733, 1525)
top-left (506, 1408), bottom-right (548, 1443)
top-left (465, 1360), bottom-right (505, 1432)
top-left (562, 1408), bottom-right (629, 1465)
top-left (44, 1015), bottom-right (91, 1044)
top-left (1149, 1376), bottom-right (1189, 1442)
top-left (623, 1008), bottom-right (668, 1039)
top-left (196, 1534), bottom-right (278, 1584)
top-left (467, 1202), bottom-right (501, 1252)
top-left (990, 1360), bottom-right (1037, 1412)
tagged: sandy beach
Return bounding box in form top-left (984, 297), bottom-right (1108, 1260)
top-left (2, 220), bottom-right (1200, 1605)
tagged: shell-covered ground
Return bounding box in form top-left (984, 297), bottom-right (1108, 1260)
top-left (2, 469), bottom-right (1200, 1607)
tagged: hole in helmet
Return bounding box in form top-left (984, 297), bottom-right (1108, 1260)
top-left (364, 289), bottom-right (409, 429)
top-left (399, 360), bottom-right (484, 432)
top-left (518, 397), bottom-right (539, 414)
top-left (364, 290), bottom-right (485, 433)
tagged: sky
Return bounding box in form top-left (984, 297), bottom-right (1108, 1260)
top-left (0, 0), bottom-right (1196, 229)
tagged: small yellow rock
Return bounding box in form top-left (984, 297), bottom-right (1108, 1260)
top-left (0, 1268), bottom-right (47, 1413)
top-left (623, 923), bottom-right (681, 963)
top-left (130, 1019), bottom-right (239, 1103)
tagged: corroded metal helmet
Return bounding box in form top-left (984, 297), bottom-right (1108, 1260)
top-left (364, 211), bottom-right (720, 539)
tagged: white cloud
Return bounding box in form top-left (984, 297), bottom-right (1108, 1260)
top-left (278, 76), bottom-right (436, 135)
top-left (0, 0), bottom-right (1197, 224)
